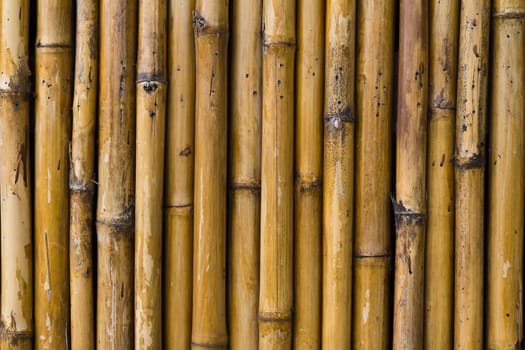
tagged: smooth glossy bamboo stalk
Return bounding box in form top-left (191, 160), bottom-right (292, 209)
top-left (0, 0), bottom-right (33, 348)
top-left (34, 0), bottom-right (73, 348)
top-left (486, 0), bottom-right (524, 347)
top-left (191, 1), bottom-right (229, 348)
top-left (322, 0), bottom-right (355, 348)
top-left (96, 0), bottom-right (137, 348)
top-left (228, 0), bottom-right (262, 348)
top-left (454, 0), bottom-right (490, 347)
top-left (352, 1), bottom-right (394, 348)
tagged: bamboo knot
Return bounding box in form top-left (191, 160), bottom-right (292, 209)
top-left (454, 153), bottom-right (485, 170)
top-left (324, 107), bottom-right (354, 129)
top-left (391, 196), bottom-right (426, 226)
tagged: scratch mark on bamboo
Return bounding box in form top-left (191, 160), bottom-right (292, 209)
top-left (44, 232), bottom-right (52, 302)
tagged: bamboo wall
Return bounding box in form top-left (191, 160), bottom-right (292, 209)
top-left (0, 0), bottom-right (523, 348)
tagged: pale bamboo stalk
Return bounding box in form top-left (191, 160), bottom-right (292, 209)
top-left (0, 0), bottom-right (33, 348)
top-left (454, 0), bottom-right (490, 347)
top-left (322, 0), bottom-right (355, 348)
top-left (191, 1), bottom-right (229, 348)
top-left (392, 0), bottom-right (429, 348)
top-left (34, 0), bottom-right (74, 347)
top-left (96, 0), bottom-right (137, 348)
top-left (486, 0), bottom-right (524, 347)
top-left (228, 0), bottom-right (262, 348)
top-left (164, 0), bottom-right (195, 347)
top-left (352, 1), bottom-right (394, 348)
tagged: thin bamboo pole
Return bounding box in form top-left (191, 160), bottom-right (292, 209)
top-left (34, 0), bottom-right (73, 347)
top-left (0, 0), bottom-right (33, 348)
top-left (191, 0), bottom-right (229, 348)
top-left (96, 0), bottom-right (137, 348)
top-left (322, 0), bottom-right (355, 348)
top-left (164, 0), bottom-right (195, 347)
top-left (486, 0), bottom-right (525, 347)
top-left (454, 0), bottom-right (490, 347)
top-left (352, 1), bottom-right (394, 348)
top-left (392, 0), bottom-right (428, 348)
top-left (69, 0), bottom-right (98, 349)
top-left (228, 0), bottom-right (262, 348)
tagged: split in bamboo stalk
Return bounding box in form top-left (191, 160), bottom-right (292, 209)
top-left (228, 0), bottom-right (262, 348)
top-left (352, 1), bottom-right (394, 348)
top-left (191, 1), bottom-right (229, 348)
top-left (0, 0), bottom-right (33, 348)
top-left (453, 0), bottom-right (490, 347)
top-left (164, 0), bottom-right (195, 347)
top-left (96, 0), bottom-right (137, 348)
top-left (34, 0), bottom-right (74, 347)
top-left (486, 1), bottom-right (525, 347)
top-left (392, 0), bottom-right (429, 348)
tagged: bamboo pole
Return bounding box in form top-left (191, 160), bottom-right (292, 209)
top-left (69, 0), bottom-right (98, 349)
top-left (352, 1), bottom-right (394, 348)
top-left (34, 0), bottom-right (73, 347)
top-left (135, 0), bottom-right (167, 348)
top-left (486, 0), bottom-right (525, 347)
top-left (228, 0), bottom-right (262, 348)
top-left (164, 0), bottom-right (195, 347)
top-left (0, 0), bottom-right (33, 348)
top-left (392, 0), bottom-right (428, 348)
top-left (424, 0), bottom-right (459, 348)
top-left (322, 0), bottom-right (355, 348)
top-left (96, 0), bottom-right (137, 348)
top-left (191, 0), bottom-right (229, 348)
top-left (454, 0), bottom-right (490, 347)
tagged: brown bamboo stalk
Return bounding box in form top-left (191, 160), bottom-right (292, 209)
top-left (0, 0), bottom-right (33, 348)
top-left (69, 0), bottom-right (98, 349)
top-left (96, 0), bottom-right (137, 348)
top-left (392, 0), bottom-right (428, 348)
top-left (34, 0), bottom-right (73, 347)
top-left (191, 1), bottom-right (229, 348)
top-left (486, 0), bottom-right (524, 347)
top-left (135, 0), bottom-right (167, 348)
top-left (164, 0), bottom-right (195, 347)
top-left (453, 0), bottom-right (490, 347)
top-left (228, 0), bottom-right (262, 348)
top-left (322, 0), bottom-right (355, 348)
top-left (352, 1), bottom-right (394, 348)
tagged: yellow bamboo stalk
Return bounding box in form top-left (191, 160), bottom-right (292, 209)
top-left (34, 0), bottom-right (73, 347)
top-left (191, 1), bottom-right (229, 348)
top-left (164, 0), bottom-right (195, 347)
top-left (454, 0), bottom-right (490, 347)
top-left (0, 0), bottom-right (33, 348)
top-left (96, 0), bottom-right (137, 348)
top-left (322, 0), bottom-right (355, 348)
top-left (228, 0), bottom-right (262, 348)
top-left (487, 0), bottom-right (524, 347)
top-left (352, 1), bottom-right (394, 348)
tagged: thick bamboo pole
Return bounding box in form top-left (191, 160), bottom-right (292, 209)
top-left (96, 0), bottom-right (137, 348)
top-left (352, 1), bottom-right (394, 348)
top-left (228, 0), bottom-right (262, 348)
top-left (0, 0), bottom-right (33, 348)
top-left (486, 0), bottom-right (525, 347)
top-left (34, 0), bottom-right (73, 347)
top-left (322, 0), bottom-right (355, 348)
top-left (392, 0), bottom-right (428, 348)
top-left (454, 0), bottom-right (490, 347)
top-left (191, 0), bottom-right (229, 348)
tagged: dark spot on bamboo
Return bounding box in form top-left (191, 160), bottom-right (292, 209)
top-left (440, 154), bottom-right (445, 167)
top-left (179, 146), bottom-right (192, 157)
top-left (245, 73), bottom-right (249, 78)
top-left (473, 45), bottom-right (479, 58)
top-left (462, 124), bottom-right (467, 132)
top-left (143, 81), bottom-right (158, 94)
top-left (149, 111), bottom-right (156, 117)
top-left (252, 91), bottom-right (257, 96)
top-left (57, 160), bottom-right (61, 170)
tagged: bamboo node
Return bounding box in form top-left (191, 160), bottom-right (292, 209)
top-left (258, 312), bottom-right (293, 323)
top-left (230, 182), bottom-right (261, 193)
top-left (492, 11), bottom-right (525, 20)
top-left (454, 153), bottom-right (485, 170)
top-left (191, 341), bottom-right (228, 349)
top-left (391, 196), bottom-right (426, 226)
top-left (324, 108), bottom-right (354, 129)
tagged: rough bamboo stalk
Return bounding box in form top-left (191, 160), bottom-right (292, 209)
top-left (352, 1), bottom-right (394, 348)
top-left (454, 0), bottom-right (490, 347)
top-left (96, 0), bottom-right (137, 348)
top-left (0, 0), bottom-right (33, 348)
top-left (191, 0), bottom-right (229, 348)
top-left (322, 0), bottom-right (355, 348)
top-left (228, 0), bottom-right (262, 348)
top-left (34, 0), bottom-right (74, 347)
top-left (486, 0), bottom-right (525, 347)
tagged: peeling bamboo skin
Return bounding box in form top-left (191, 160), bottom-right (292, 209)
top-left (487, 1), bottom-right (525, 347)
